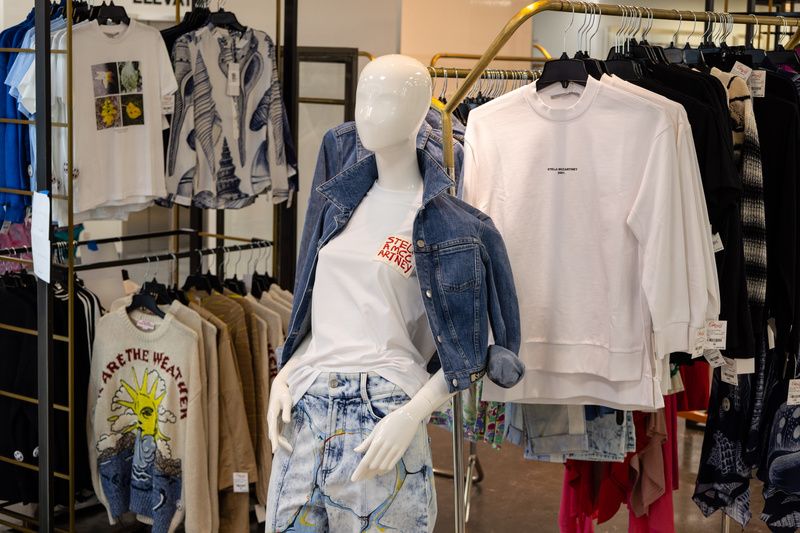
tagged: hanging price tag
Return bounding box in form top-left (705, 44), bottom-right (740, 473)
top-left (161, 94), bottom-right (175, 115)
top-left (731, 61), bottom-right (753, 80)
top-left (227, 63), bottom-right (241, 96)
top-left (768, 318), bottom-right (777, 350)
top-left (0, 220), bottom-right (11, 235)
top-left (233, 472), bottom-right (249, 493)
top-left (712, 233), bottom-right (724, 253)
top-left (788, 380), bottom-right (800, 406)
top-left (704, 320), bottom-right (727, 350)
top-left (704, 349), bottom-right (726, 368)
top-left (692, 327), bottom-right (706, 359)
top-left (735, 358), bottom-right (755, 375)
top-left (721, 357), bottom-right (738, 386)
top-left (748, 70), bottom-right (766, 98)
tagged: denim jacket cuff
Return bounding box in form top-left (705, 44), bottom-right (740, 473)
top-left (486, 344), bottom-right (525, 388)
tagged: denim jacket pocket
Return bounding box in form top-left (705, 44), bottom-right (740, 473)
top-left (434, 240), bottom-right (480, 292)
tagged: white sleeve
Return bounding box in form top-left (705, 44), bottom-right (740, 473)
top-left (462, 117), bottom-right (499, 214)
top-left (674, 117), bottom-right (716, 347)
top-left (627, 126), bottom-right (692, 357)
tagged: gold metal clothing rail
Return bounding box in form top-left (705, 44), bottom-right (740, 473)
top-left (430, 49), bottom-right (551, 67)
top-left (444, 0), bottom-right (800, 118)
top-left (428, 66), bottom-right (539, 79)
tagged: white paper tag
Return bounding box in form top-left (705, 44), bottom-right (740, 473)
top-left (788, 379), bottom-right (800, 405)
top-left (692, 327), bottom-right (707, 359)
top-left (233, 472), bottom-right (249, 493)
top-left (735, 358), bottom-right (755, 375)
top-left (374, 235), bottom-right (415, 278)
top-left (135, 319), bottom-right (155, 332)
top-left (0, 220), bottom-right (11, 235)
top-left (31, 192), bottom-right (50, 283)
top-left (705, 320), bottom-right (727, 350)
top-left (748, 70), bottom-right (766, 98)
top-left (731, 61), bottom-right (753, 81)
top-left (721, 357), bottom-right (738, 385)
top-left (227, 63), bottom-right (240, 96)
top-left (704, 349), bottom-right (726, 368)
top-left (161, 94), bottom-right (175, 115)
top-left (768, 318), bottom-right (777, 350)
top-left (255, 505), bottom-right (266, 523)
top-left (712, 233), bottom-right (724, 253)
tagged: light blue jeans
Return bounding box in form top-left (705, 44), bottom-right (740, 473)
top-left (266, 373), bottom-right (437, 532)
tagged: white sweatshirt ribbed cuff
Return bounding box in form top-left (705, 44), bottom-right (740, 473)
top-left (654, 322), bottom-right (691, 358)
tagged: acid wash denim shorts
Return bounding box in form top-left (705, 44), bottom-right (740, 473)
top-left (266, 373), bottom-right (437, 532)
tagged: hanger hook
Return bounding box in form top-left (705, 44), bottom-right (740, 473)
top-left (586, 2), bottom-right (603, 57)
top-left (644, 7), bottom-right (654, 41)
top-left (702, 12), bottom-right (713, 43)
top-left (143, 256), bottom-right (151, 284)
top-left (749, 14), bottom-right (760, 48)
top-left (563, 0), bottom-right (575, 53)
top-left (576, 1), bottom-right (588, 54)
top-left (687, 11), bottom-right (698, 45)
top-left (672, 10), bottom-right (683, 45)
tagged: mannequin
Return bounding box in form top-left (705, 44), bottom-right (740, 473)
top-left (267, 55), bottom-right (455, 483)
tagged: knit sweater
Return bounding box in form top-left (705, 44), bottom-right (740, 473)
top-left (88, 307), bottom-right (210, 533)
top-left (711, 68), bottom-right (767, 312)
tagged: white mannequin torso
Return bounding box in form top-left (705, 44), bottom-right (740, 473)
top-left (268, 55), bottom-right (455, 484)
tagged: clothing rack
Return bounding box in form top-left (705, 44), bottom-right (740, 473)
top-left (429, 47), bottom-right (552, 67)
top-left (0, 0), bottom-right (297, 530)
top-left (71, 239), bottom-right (271, 273)
top-left (433, 3), bottom-right (800, 532)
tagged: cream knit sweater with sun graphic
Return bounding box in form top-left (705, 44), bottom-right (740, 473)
top-left (87, 307), bottom-right (210, 533)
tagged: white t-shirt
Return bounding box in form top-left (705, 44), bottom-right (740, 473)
top-left (464, 76), bottom-right (705, 410)
top-left (64, 20), bottom-right (178, 221)
top-left (287, 183), bottom-right (436, 404)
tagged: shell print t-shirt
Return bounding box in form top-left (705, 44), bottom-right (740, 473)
top-left (68, 20), bottom-right (178, 221)
top-left (287, 183), bottom-right (436, 404)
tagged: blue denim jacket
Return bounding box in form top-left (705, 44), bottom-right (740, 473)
top-left (281, 117), bottom-right (524, 392)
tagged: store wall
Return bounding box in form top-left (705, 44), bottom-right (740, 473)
top-left (400, 0), bottom-right (536, 69)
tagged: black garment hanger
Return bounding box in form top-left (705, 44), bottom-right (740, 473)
top-left (95, 1), bottom-right (130, 26)
top-left (141, 278), bottom-right (170, 305)
top-left (208, 8), bottom-right (246, 33)
top-left (126, 292), bottom-right (166, 319)
top-left (537, 52), bottom-right (589, 90)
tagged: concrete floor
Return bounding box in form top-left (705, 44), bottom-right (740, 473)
top-left (59, 419), bottom-right (770, 532)
top-left (429, 420), bottom-right (769, 533)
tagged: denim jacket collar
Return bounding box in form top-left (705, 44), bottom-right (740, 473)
top-left (317, 127), bottom-right (452, 213)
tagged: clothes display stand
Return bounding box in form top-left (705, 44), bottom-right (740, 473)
top-left (431, 3), bottom-right (800, 532)
top-left (0, 0), bottom-right (292, 531)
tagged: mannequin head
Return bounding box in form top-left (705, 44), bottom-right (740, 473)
top-left (355, 54), bottom-right (432, 153)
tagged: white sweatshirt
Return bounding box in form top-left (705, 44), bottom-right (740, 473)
top-left (464, 77), bottom-right (705, 407)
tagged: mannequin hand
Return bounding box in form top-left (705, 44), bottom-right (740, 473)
top-left (351, 406), bottom-right (421, 482)
top-left (267, 377), bottom-right (294, 453)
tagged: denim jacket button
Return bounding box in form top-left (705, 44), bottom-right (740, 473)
top-left (451, 378), bottom-right (458, 387)
top-left (416, 239), bottom-right (425, 248)
top-left (436, 335), bottom-right (443, 343)
top-left (425, 289), bottom-right (432, 299)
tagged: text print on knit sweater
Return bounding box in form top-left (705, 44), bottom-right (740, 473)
top-left (98, 347), bottom-right (189, 420)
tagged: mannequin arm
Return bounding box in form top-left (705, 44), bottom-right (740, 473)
top-left (267, 355), bottom-right (302, 453)
top-left (351, 369), bottom-right (455, 482)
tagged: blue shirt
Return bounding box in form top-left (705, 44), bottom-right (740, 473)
top-left (7, 17), bottom-right (67, 183)
top-left (0, 10), bottom-right (34, 223)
